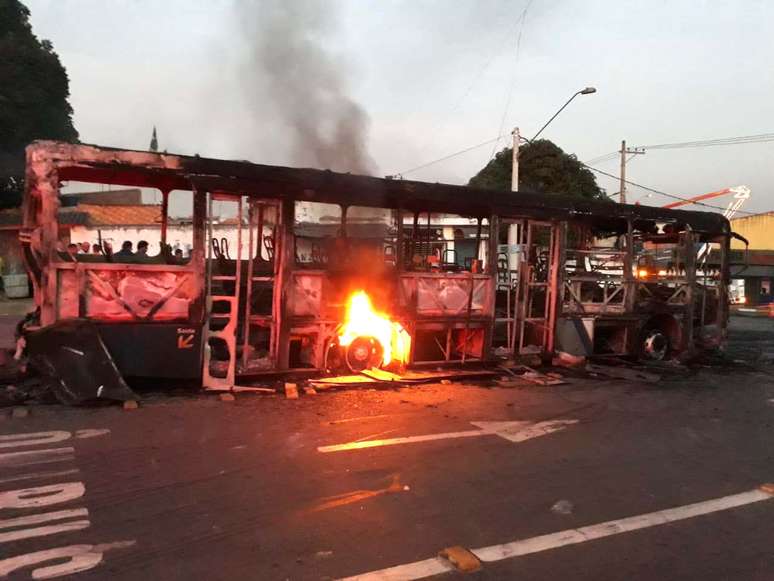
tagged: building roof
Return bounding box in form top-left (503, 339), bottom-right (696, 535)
top-left (75, 204), bottom-right (162, 226)
top-left (1, 203), bottom-right (165, 229)
top-left (60, 188), bottom-right (143, 207)
top-left (58, 207), bottom-right (89, 226)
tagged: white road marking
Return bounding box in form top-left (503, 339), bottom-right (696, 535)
top-left (0, 508), bottom-right (88, 529)
top-left (0, 429), bottom-right (109, 448)
top-left (353, 429), bottom-right (399, 443)
top-left (0, 482), bottom-right (85, 510)
top-left (0, 545), bottom-right (102, 580)
top-left (74, 429), bottom-right (110, 440)
top-left (471, 420), bottom-right (579, 443)
top-left (474, 488), bottom-right (771, 561)
top-left (0, 520), bottom-right (91, 544)
top-left (0, 432), bottom-right (72, 449)
top-left (319, 420), bottom-right (577, 453)
top-left (319, 429), bottom-right (485, 453)
top-left (0, 429), bottom-right (134, 579)
top-left (0, 469), bottom-right (80, 486)
top-left (0, 448), bottom-right (75, 468)
top-left (341, 487), bottom-right (774, 580)
top-left (340, 557), bottom-right (455, 581)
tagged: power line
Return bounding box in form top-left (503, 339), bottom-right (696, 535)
top-left (489, 0), bottom-right (534, 159)
top-left (443, 3), bottom-right (523, 122)
top-left (585, 152), bottom-right (618, 165)
top-left (427, 1), bottom-right (523, 141)
top-left (388, 134), bottom-right (506, 178)
top-left (635, 132), bottom-right (774, 150)
top-left (391, 130), bottom-right (759, 215)
top-left (582, 163), bottom-right (756, 215)
top-left (586, 131), bottom-right (774, 165)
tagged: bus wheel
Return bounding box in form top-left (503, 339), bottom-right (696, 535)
top-left (641, 328), bottom-right (669, 361)
top-left (345, 336), bottom-right (384, 372)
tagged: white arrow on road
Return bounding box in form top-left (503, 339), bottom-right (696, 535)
top-left (317, 419), bottom-right (578, 453)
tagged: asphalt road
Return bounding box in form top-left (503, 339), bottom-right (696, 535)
top-left (1, 316), bottom-right (774, 580)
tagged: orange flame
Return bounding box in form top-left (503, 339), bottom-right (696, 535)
top-left (338, 291), bottom-right (411, 367)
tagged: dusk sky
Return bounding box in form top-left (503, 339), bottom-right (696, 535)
top-left (25, 0), bottom-right (774, 213)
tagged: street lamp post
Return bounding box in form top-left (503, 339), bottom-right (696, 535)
top-left (530, 87), bottom-right (597, 143)
top-left (511, 86), bottom-right (596, 194)
top-left (507, 87), bottom-right (596, 293)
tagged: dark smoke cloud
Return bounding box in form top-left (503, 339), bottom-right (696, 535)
top-left (238, 0), bottom-right (376, 175)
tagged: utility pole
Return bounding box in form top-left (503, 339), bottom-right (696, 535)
top-left (511, 127), bottom-right (520, 192)
top-left (619, 140), bottom-right (626, 204)
top-left (507, 128), bottom-right (521, 283)
top-left (618, 140), bottom-right (645, 204)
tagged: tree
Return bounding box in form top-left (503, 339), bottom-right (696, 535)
top-left (468, 139), bottom-right (605, 200)
top-left (0, 0), bottom-right (78, 208)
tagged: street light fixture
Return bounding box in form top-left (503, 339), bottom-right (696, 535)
top-left (507, 86), bottom-right (597, 278)
top-left (531, 86), bottom-right (597, 141)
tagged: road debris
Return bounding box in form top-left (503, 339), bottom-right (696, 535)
top-left (551, 499), bottom-right (574, 515)
top-left (438, 546), bottom-right (482, 573)
top-left (10, 406), bottom-right (29, 418)
top-left (233, 385), bottom-right (276, 394)
top-left (361, 368), bottom-right (403, 382)
top-left (522, 371), bottom-right (566, 386)
top-left (552, 351), bottom-right (587, 368)
top-left (499, 365), bottom-right (567, 386)
top-left (312, 368), bottom-right (498, 389)
top-left (285, 383), bottom-right (299, 399)
top-left (25, 319), bottom-right (138, 405)
top-left (586, 363), bottom-right (660, 383)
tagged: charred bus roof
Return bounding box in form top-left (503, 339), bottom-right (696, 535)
top-left (26, 140), bottom-right (730, 234)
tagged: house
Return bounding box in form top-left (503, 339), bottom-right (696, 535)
top-left (729, 211), bottom-right (774, 304)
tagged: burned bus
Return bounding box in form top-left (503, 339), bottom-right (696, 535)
top-left (19, 141), bottom-right (733, 389)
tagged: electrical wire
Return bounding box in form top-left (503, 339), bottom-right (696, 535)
top-left (584, 152), bottom-right (618, 165)
top-left (583, 164), bottom-right (756, 215)
top-left (586, 131), bottom-right (774, 166)
top-left (489, 0), bottom-right (534, 159)
top-left (394, 143), bottom-right (754, 215)
top-left (388, 134), bottom-right (507, 178)
top-left (441, 1), bottom-right (523, 124)
top-left (635, 132), bottom-right (774, 150)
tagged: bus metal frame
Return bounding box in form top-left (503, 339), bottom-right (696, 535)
top-left (20, 141), bottom-right (733, 388)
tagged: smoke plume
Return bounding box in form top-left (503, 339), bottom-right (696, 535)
top-left (239, 0), bottom-right (376, 175)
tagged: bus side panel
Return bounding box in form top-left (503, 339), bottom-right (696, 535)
top-left (97, 323), bottom-right (204, 380)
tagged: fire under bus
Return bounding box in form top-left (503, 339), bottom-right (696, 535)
top-left (19, 141), bottom-right (741, 391)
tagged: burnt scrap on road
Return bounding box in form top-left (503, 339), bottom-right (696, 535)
top-left (18, 141), bottom-right (737, 391)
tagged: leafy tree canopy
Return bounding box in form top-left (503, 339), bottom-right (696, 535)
top-left (0, 0), bottom-right (78, 207)
top-left (468, 139), bottom-right (605, 200)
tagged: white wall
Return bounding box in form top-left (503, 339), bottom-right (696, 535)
top-left (69, 224), bottom-right (274, 260)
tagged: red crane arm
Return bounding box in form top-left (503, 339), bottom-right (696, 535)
top-left (662, 188), bottom-right (732, 209)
